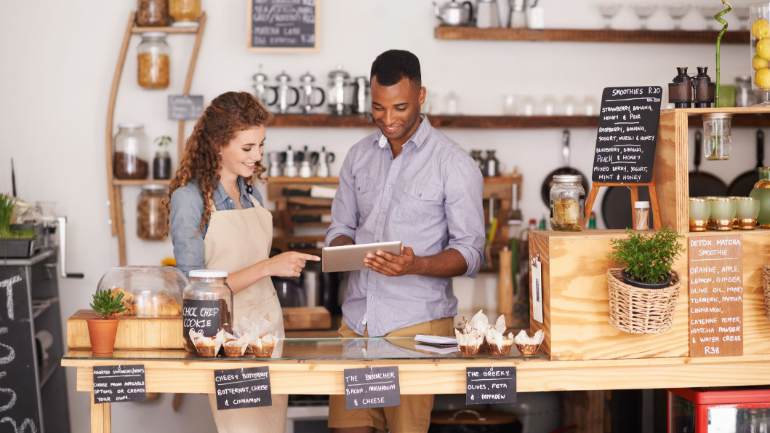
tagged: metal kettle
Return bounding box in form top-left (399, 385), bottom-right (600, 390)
top-left (270, 71), bottom-right (300, 114)
top-left (433, 0), bottom-right (474, 26)
top-left (317, 146), bottom-right (335, 178)
top-left (252, 65), bottom-right (277, 106)
top-left (298, 71), bottom-right (326, 114)
top-left (327, 66), bottom-right (352, 116)
top-left (352, 76), bottom-right (369, 115)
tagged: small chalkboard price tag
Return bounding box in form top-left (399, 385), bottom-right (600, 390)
top-left (183, 299), bottom-right (225, 338)
top-left (93, 365), bottom-right (146, 404)
top-left (168, 95), bottom-right (204, 120)
top-left (344, 366), bottom-right (400, 410)
top-left (466, 367), bottom-right (516, 406)
top-left (592, 86), bottom-right (663, 184)
top-left (214, 367), bottom-right (272, 410)
top-left (249, 0), bottom-right (318, 51)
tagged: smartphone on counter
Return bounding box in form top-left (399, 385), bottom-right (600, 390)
top-left (321, 241), bottom-right (402, 272)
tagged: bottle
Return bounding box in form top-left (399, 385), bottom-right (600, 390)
top-left (588, 211), bottom-right (597, 229)
top-left (152, 135), bottom-right (172, 180)
top-left (538, 215), bottom-right (547, 230)
top-left (668, 67), bottom-right (693, 108)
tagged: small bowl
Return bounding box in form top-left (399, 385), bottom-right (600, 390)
top-left (515, 343), bottom-right (541, 357)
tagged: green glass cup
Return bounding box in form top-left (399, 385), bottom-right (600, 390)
top-left (708, 197), bottom-right (735, 231)
top-left (734, 196), bottom-right (760, 229)
top-left (689, 198), bottom-right (710, 232)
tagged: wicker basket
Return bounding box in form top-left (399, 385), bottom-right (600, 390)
top-left (607, 268), bottom-right (680, 335)
top-left (762, 266), bottom-right (770, 319)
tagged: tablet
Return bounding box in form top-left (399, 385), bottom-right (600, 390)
top-left (321, 241), bottom-right (402, 273)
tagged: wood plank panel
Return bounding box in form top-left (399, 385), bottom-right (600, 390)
top-left (655, 110), bottom-right (689, 232)
top-left (268, 114), bottom-right (599, 129)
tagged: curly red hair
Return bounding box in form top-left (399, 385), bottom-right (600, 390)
top-left (168, 91), bottom-right (272, 230)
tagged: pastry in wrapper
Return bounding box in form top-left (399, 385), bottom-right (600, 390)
top-left (249, 334), bottom-right (277, 358)
top-left (485, 328), bottom-right (514, 357)
top-left (455, 328), bottom-right (484, 356)
top-left (189, 329), bottom-right (224, 357)
top-left (222, 332), bottom-right (249, 357)
top-left (514, 330), bottom-right (544, 357)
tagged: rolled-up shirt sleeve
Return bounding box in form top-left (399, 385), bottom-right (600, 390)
top-left (325, 149), bottom-right (359, 246)
top-left (444, 151), bottom-right (485, 277)
top-left (170, 186), bottom-right (205, 276)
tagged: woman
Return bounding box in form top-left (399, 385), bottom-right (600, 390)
top-left (169, 91), bottom-right (318, 433)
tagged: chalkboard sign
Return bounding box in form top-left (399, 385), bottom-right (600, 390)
top-left (688, 235), bottom-right (743, 357)
top-left (183, 299), bottom-right (227, 338)
top-left (93, 365), bottom-right (146, 404)
top-left (466, 367), bottom-right (516, 405)
top-left (592, 86), bottom-right (662, 184)
top-left (214, 367), bottom-right (272, 410)
top-left (249, 0), bottom-right (318, 51)
top-left (168, 95), bottom-right (204, 120)
top-left (344, 366), bottom-right (400, 410)
top-left (0, 268), bottom-right (42, 432)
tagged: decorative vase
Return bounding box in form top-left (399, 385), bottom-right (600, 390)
top-left (750, 167), bottom-right (770, 227)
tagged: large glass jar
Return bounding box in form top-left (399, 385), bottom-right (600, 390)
top-left (169, 0), bottom-right (201, 24)
top-left (137, 32), bottom-right (170, 89)
top-left (97, 266), bottom-right (186, 317)
top-left (703, 113), bottom-right (733, 160)
top-left (751, 4), bottom-right (770, 104)
top-left (136, 0), bottom-right (169, 26)
top-left (137, 185), bottom-right (168, 240)
top-left (182, 270), bottom-right (233, 353)
top-left (550, 174), bottom-right (585, 231)
top-left (114, 124), bottom-right (150, 179)
top-left (750, 166), bottom-right (770, 227)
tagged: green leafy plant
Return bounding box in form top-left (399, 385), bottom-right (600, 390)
top-left (89, 290), bottom-right (127, 319)
top-left (0, 195), bottom-right (34, 239)
top-left (155, 135), bottom-right (172, 149)
top-left (610, 228), bottom-right (683, 285)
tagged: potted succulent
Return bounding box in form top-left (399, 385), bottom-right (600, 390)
top-left (607, 228), bottom-right (684, 335)
top-left (0, 194), bottom-right (36, 258)
top-left (87, 290), bottom-right (127, 356)
top-left (610, 228), bottom-right (683, 289)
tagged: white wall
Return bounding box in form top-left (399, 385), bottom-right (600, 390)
top-left (0, 0), bottom-right (759, 432)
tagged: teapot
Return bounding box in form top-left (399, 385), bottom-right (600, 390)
top-left (433, 0), bottom-right (474, 26)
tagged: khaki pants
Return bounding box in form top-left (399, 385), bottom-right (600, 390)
top-left (328, 317), bottom-right (454, 433)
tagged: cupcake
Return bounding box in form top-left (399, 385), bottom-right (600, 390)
top-left (189, 329), bottom-right (223, 358)
top-left (485, 328), bottom-right (514, 357)
top-left (455, 328), bottom-right (484, 356)
top-left (222, 332), bottom-right (249, 357)
top-left (249, 334), bottom-right (277, 358)
top-left (514, 330), bottom-right (544, 357)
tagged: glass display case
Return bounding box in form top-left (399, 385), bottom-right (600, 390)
top-left (669, 387), bottom-right (770, 433)
top-left (97, 266), bottom-right (186, 317)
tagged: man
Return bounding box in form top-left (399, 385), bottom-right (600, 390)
top-left (325, 49), bottom-right (485, 433)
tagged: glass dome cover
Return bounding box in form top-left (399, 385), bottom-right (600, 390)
top-left (97, 266), bottom-right (187, 317)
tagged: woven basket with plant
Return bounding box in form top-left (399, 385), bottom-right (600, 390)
top-left (607, 228), bottom-right (683, 335)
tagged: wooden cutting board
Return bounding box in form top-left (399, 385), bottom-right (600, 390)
top-left (67, 307), bottom-right (332, 350)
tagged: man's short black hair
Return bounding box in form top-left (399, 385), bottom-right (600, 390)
top-left (370, 49), bottom-right (421, 86)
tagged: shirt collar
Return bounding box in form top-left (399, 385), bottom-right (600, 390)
top-left (213, 177), bottom-right (253, 209)
top-left (374, 115), bottom-right (432, 150)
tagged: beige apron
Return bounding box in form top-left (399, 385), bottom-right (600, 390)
top-left (204, 194), bottom-right (287, 433)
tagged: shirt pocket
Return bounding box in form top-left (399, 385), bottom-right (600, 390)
top-left (396, 182), bottom-right (444, 223)
top-left (354, 173), bottom-right (379, 220)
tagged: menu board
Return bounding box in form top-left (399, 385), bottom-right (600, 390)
top-left (168, 95), bottom-right (204, 120)
top-left (592, 86), bottom-right (662, 184)
top-left (249, 0), bottom-right (317, 50)
top-left (466, 367), bottom-right (516, 405)
top-left (688, 235), bottom-right (743, 357)
top-left (214, 367), bottom-right (272, 410)
top-left (343, 366), bottom-right (400, 410)
top-left (93, 365), bottom-right (146, 404)
top-left (0, 268), bottom-right (41, 432)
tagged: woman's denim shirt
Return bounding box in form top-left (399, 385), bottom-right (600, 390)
top-left (170, 177), bottom-right (264, 276)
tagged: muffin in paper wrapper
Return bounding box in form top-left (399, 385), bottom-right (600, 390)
top-left (485, 327), bottom-right (514, 357)
top-left (514, 330), bottom-right (544, 357)
top-left (222, 332), bottom-right (250, 357)
top-left (189, 329), bottom-right (225, 357)
top-left (455, 328), bottom-right (484, 356)
top-left (249, 333), bottom-right (278, 358)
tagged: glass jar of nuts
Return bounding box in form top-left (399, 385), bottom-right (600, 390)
top-left (549, 174), bottom-right (585, 231)
top-left (136, 0), bottom-right (169, 26)
top-left (170, 0), bottom-right (202, 25)
top-left (137, 32), bottom-right (170, 89)
top-left (137, 185), bottom-right (169, 240)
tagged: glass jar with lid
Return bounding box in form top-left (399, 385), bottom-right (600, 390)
top-left (97, 266), bottom-right (186, 318)
top-left (703, 113), bottom-right (733, 160)
top-left (549, 174), bottom-right (585, 231)
top-left (169, 0), bottom-right (202, 25)
top-left (136, 0), bottom-right (169, 27)
top-left (137, 32), bottom-right (170, 89)
top-left (114, 124), bottom-right (150, 179)
top-left (182, 270), bottom-right (233, 353)
top-left (137, 185), bottom-right (169, 240)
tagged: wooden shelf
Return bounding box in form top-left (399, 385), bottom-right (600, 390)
top-left (269, 114), bottom-right (599, 129)
top-left (434, 26), bottom-right (749, 44)
top-left (112, 179), bottom-right (171, 187)
top-left (132, 24), bottom-right (200, 34)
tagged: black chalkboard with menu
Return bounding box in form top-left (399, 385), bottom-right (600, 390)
top-left (249, 0), bottom-right (317, 50)
top-left (0, 267), bottom-right (42, 433)
top-left (592, 86), bottom-right (662, 184)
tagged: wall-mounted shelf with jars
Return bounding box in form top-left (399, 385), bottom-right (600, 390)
top-left (106, 11), bottom-right (207, 265)
top-left (434, 26), bottom-right (749, 44)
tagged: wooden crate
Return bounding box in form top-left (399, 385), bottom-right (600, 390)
top-left (529, 230), bottom-right (690, 360)
top-left (68, 307), bottom-right (332, 350)
top-left (529, 229), bottom-right (770, 360)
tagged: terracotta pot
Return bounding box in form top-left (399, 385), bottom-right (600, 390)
top-left (87, 318), bottom-right (119, 357)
